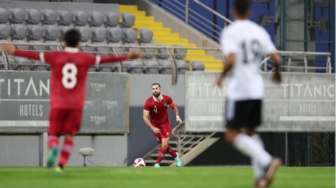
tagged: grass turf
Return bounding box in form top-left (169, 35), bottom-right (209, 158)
top-left (0, 166), bottom-right (333, 188)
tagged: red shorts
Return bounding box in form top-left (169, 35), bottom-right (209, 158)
top-left (48, 108), bottom-right (83, 136)
top-left (153, 121), bottom-right (171, 144)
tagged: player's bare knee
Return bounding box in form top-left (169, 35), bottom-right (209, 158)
top-left (161, 143), bottom-right (168, 149)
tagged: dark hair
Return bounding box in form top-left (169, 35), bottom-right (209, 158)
top-left (64, 29), bottom-right (81, 47)
top-left (152, 83), bottom-right (161, 88)
top-left (234, 0), bottom-right (251, 17)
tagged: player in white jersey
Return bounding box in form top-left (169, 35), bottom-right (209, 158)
top-left (216, 0), bottom-right (282, 187)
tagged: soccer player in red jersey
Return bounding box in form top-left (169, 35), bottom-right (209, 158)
top-left (143, 83), bottom-right (183, 168)
top-left (1, 29), bottom-right (143, 174)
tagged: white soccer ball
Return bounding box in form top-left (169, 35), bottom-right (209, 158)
top-left (133, 158), bottom-right (146, 168)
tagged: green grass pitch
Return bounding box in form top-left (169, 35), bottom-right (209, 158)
top-left (0, 167), bottom-right (333, 188)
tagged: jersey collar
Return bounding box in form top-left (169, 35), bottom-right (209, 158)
top-left (64, 47), bottom-right (80, 53)
top-left (153, 95), bottom-right (163, 102)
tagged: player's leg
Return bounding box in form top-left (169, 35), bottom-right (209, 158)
top-left (161, 122), bottom-right (181, 166)
top-left (46, 109), bottom-right (65, 168)
top-left (154, 132), bottom-right (164, 167)
top-left (55, 109), bottom-right (82, 173)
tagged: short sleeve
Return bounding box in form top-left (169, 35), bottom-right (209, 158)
top-left (144, 100), bottom-right (150, 111)
top-left (166, 96), bottom-right (176, 108)
top-left (220, 28), bottom-right (240, 57)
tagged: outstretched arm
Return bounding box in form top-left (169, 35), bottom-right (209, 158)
top-left (98, 50), bottom-right (144, 64)
top-left (1, 43), bottom-right (41, 60)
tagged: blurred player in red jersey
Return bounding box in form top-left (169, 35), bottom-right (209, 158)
top-left (1, 29), bottom-right (143, 174)
top-left (143, 83), bottom-right (183, 168)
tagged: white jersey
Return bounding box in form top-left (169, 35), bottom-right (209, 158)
top-left (220, 20), bottom-right (276, 101)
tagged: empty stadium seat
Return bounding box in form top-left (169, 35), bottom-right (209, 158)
top-left (158, 60), bottom-right (172, 74)
top-left (128, 60), bottom-right (144, 74)
top-left (0, 24), bottom-right (11, 40)
top-left (28, 25), bottom-right (45, 51)
top-left (58, 10), bottom-right (73, 26)
top-left (121, 13), bottom-right (135, 28)
top-left (89, 11), bottom-right (104, 27)
top-left (0, 8), bottom-right (10, 24)
top-left (77, 27), bottom-right (91, 42)
top-left (143, 60), bottom-right (160, 74)
top-left (141, 43), bottom-right (155, 59)
top-left (190, 61), bottom-right (205, 71)
top-left (10, 8), bottom-right (26, 24)
top-left (42, 9), bottom-right (57, 25)
top-left (27, 9), bottom-right (42, 25)
top-left (156, 46), bottom-right (170, 60)
top-left (44, 25), bottom-right (60, 41)
top-left (122, 28), bottom-right (137, 44)
top-left (59, 26), bottom-right (73, 40)
top-left (172, 45), bottom-right (189, 74)
top-left (12, 25), bottom-right (29, 50)
top-left (107, 27), bottom-right (122, 44)
top-left (106, 12), bottom-right (119, 27)
top-left (74, 11), bottom-right (89, 26)
top-left (16, 57), bottom-right (34, 71)
top-left (92, 27), bottom-right (107, 43)
top-left (138, 29), bottom-right (153, 44)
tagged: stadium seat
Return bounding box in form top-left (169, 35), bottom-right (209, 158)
top-left (156, 46), bottom-right (170, 60)
top-left (190, 61), bottom-right (205, 71)
top-left (122, 28), bottom-right (137, 44)
top-left (77, 27), bottom-right (91, 42)
top-left (138, 28), bottom-right (153, 44)
top-left (58, 10), bottom-right (73, 26)
top-left (42, 9), bottom-right (58, 25)
top-left (107, 27), bottom-right (122, 44)
top-left (80, 46), bottom-right (95, 53)
top-left (12, 25), bottom-right (29, 50)
top-left (28, 25), bottom-right (45, 51)
top-left (121, 13), bottom-right (135, 28)
top-left (158, 60), bottom-right (172, 74)
top-left (173, 45), bottom-right (189, 74)
top-left (143, 60), bottom-right (160, 74)
top-left (141, 43), bottom-right (155, 59)
top-left (88, 66), bottom-right (97, 72)
top-left (74, 11), bottom-right (89, 26)
top-left (89, 11), bottom-right (104, 27)
top-left (16, 57), bottom-right (34, 71)
top-left (10, 8), bottom-right (26, 24)
top-left (0, 24), bottom-right (11, 41)
top-left (105, 12), bottom-right (119, 27)
top-left (44, 25), bottom-right (60, 41)
top-left (128, 60), bottom-right (144, 74)
top-left (34, 61), bottom-right (49, 71)
top-left (27, 9), bottom-right (42, 25)
top-left (92, 27), bottom-right (107, 43)
top-left (0, 8), bottom-right (10, 24)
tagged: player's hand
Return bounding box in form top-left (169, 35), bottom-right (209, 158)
top-left (272, 72), bottom-right (282, 84)
top-left (127, 50), bottom-right (144, 59)
top-left (0, 43), bottom-right (15, 54)
top-left (215, 76), bottom-right (223, 87)
top-left (176, 116), bottom-right (183, 123)
top-left (151, 127), bottom-right (160, 134)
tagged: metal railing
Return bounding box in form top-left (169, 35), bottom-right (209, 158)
top-left (1, 42), bottom-right (332, 74)
top-left (150, 0), bottom-right (231, 42)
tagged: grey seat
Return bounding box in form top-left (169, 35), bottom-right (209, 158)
top-left (138, 28), bottom-right (153, 44)
top-left (92, 27), bottom-right (107, 43)
top-left (0, 8), bottom-right (10, 24)
top-left (88, 66), bottom-right (97, 72)
top-left (0, 24), bottom-right (11, 40)
top-left (172, 45), bottom-right (189, 74)
top-left (156, 46), bottom-right (170, 60)
top-left (176, 60), bottom-right (189, 74)
top-left (10, 8), bottom-right (26, 24)
top-left (158, 60), bottom-right (172, 74)
top-left (59, 26), bottom-right (73, 40)
top-left (89, 11), bottom-right (104, 27)
top-left (128, 60), bottom-right (144, 74)
top-left (141, 43), bottom-right (155, 59)
top-left (74, 11), bottom-right (89, 26)
top-left (44, 25), bottom-right (60, 41)
top-left (16, 57), bottom-right (34, 71)
top-left (34, 60), bottom-right (49, 71)
top-left (28, 25), bottom-right (45, 51)
top-left (80, 46), bottom-right (95, 53)
top-left (27, 9), bottom-right (42, 25)
top-left (58, 10), bottom-right (73, 26)
top-left (106, 12), bottom-right (119, 27)
top-left (42, 10), bottom-right (57, 25)
top-left (107, 27), bottom-right (122, 44)
top-left (12, 25), bottom-right (29, 50)
top-left (190, 61), bottom-right (205, 71)
top-left (77, 27), bottom-right (91, 42)
top-left (122, 28), bottom-right (138, 44)
top-left (121, 13), bottom-right (135, 28)
top-left (143, 60), bottom-right (160, 74)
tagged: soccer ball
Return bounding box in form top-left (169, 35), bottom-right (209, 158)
top-left (133, 158), bottom-right (146, 168)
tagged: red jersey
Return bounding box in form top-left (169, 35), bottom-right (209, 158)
top-left (14, 47), bottom-right (128, 109)
top-left (144, 95), bottom-right (176, 126)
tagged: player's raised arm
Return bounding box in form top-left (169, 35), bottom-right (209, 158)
top-left (1, 43), bottom-right (42, 60)
top-left (143, 110), bottom-right (160, 134)
top-left (97, 50), bottom-right (144, 64)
